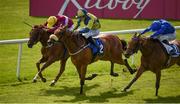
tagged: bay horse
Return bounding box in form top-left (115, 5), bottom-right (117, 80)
top-left (27, 25), bottom-right (116, 86)
top-left (27, 25), bottom-right (69, 86)
top-left (48, 26), bottom-right (135, 94)
top-left (123, 33), bottom-right (180, 96)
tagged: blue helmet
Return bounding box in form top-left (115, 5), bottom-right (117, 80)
top-left (150, 21), bottom-right (161, 31)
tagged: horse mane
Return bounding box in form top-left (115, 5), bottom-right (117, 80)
top-left (121, 39), bottom-right (127, 51)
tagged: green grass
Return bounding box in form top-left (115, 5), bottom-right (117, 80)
top-left (0, 0), bottom-right (180, 103)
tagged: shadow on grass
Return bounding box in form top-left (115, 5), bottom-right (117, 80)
top-left (42, 84), bottom-right (134, 103)
top-left (0, 81), bottom-right (32, 87)
top-left (42, 84), bottom-right (100, 96)
top-left (144, 95), bottom-right (180, 103)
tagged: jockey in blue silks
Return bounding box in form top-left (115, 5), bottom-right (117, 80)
top-left (140, 19), bottom-right (176, 44)
top-left (73, 8), bottom-right (101, 50)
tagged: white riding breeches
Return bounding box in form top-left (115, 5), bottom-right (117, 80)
top-left (68, 25), bottom-right (74, 31)
top-left (157, 32), bottom-right (176, 41)
top-left (82, 29), bottom-right (100, 39)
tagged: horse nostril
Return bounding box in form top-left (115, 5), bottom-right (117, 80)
top-left (124, 53), bottom-right (130, 58)
top-left (27, 43), bottom-right (33, 48)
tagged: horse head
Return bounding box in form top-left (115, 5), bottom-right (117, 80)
top-left (27, 25), bottom-right (47, 48)
top-left (124, 32), bottom-right (141, 58)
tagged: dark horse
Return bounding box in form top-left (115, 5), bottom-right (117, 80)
top-left (27, 25), bottom-right (69, 86)
top-left (123, 33), bottom-right (180, 96)
top-left (48, 26), bottom-right (135, 94)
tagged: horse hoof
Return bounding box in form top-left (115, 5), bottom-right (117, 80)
top-left (133, 69), bottom-right (137, 74)
top-left (130, 69), bottom-right (137, 74)
top-left (32, 79), bottom-right (37, 83)
top-left (50, 83), bottom-right (55, 86)
top-left (85, 74), bottom-right (98, 80)
top-left (92, 74), bottom-right (98, 78)
top-left (121, 88), bottom-right (128, 92)
top-left (50, 80), bottom-right (56, 86)
top-left (110, 73), bottom-right (119, 77)
top-left (123, 68), bottom-right (127, 72)
top-left (42, 78), bottom-right (46, 82)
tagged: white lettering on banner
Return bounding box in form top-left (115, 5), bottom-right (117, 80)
top-left (58, 0), bottom-right (150, 18)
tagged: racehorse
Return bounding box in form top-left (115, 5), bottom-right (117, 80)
top-left (123, 33), bottom-right (180, 96)
top-left (27, 25), bottom-right (69, 86)
top-left (48, 26), bottom-right (135, 94)
top-left (27, 25), bottom-right (116, 86)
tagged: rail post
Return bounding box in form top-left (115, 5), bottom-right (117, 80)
top-left (17, 43), bottom-right (22, 81)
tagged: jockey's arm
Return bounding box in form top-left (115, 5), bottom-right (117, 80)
top-left (48, 19), bottom-right (66, 33)
top-left (47, 26), bottom-right (58, 33)
top-left (87, 18), bottom-right (94, 30)
top-left (150, 28), bottom-right (164, 38)
top-left (140, 27), bottom-right (151, 35)
top-left (73, 18), bottom-right (81, 31)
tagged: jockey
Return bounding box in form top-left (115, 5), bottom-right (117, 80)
top-left (73, 8), bottom-right (101, 50)
top-left (140, 19), bottom-right (176, 44)
top-left (44, 15), bottom-right (74, 33)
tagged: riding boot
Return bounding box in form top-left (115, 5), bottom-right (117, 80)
top-left (162, 40), bottom-right (174, 55)
top-left (87, 37), bottom-right (100, 50)
top-left (162, 40), bottom-right (170, 45)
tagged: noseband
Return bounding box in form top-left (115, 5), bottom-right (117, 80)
top-left (131, 37), bottom-right (141, 54)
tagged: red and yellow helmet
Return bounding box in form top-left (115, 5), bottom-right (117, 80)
top-left (47, 16), bottom-right (57, 28)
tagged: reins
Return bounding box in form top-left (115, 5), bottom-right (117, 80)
top-left (68, 40), bottom-right (89, 56)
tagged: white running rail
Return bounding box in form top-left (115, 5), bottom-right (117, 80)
top-left (0, 26), bottom-right (180, 80)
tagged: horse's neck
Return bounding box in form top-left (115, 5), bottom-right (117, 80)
top-left (63, 32), bottom-right (86, 53)
top-left (140, 38), bottom-right (155, 56)
top-left (40, 33), bottom-right (50, 47)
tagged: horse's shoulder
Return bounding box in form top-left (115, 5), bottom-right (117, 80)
top-left (146, 38), bottom-right (160, 44)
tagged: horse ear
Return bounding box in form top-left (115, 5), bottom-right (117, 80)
top-left (137, 33), bottom-right (142, 37)
top-left (133, 32), bottom-right (137, 37)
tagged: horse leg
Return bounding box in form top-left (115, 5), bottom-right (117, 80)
top-left (155, 71), bottom-right (161, 96)
top-left (85, 74), bottom-right (98, 80)
top-left (122, 66), bottom-right (144, 92)
top-left (33, 57), bottom-right (47, 83)
top-left (38, 57), bottom-right (56, 82)
top-left (110, 61), bottom-right (119, 77)
top-left (50, 59), bottom-right (67, 86)
top-left (124, 59), bottom-right (136, 74)
top-left (80, 65), bottom-right (87, 94)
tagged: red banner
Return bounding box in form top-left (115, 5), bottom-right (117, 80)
top-left (30, 0), bottom-right (180, 20)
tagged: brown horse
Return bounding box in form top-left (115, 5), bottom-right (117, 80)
top-left (48, 26), bottom-right (135, 94)
top-left (123, 33), bottom-right (180, 96)
top-left (27, 25), bottom-right (116, 85)
top-left (27, 25), bottom-right (69, 86)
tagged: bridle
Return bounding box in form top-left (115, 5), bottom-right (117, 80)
top-left (126, 37), bottom-right (141, 56)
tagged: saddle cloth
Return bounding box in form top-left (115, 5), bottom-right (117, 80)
top-left (161, 42), bottom-right (180, 57)
top-left (88, 38), bottom-right (104, 56)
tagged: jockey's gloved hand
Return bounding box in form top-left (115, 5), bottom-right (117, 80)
top-left (74, 30), bottom-right (79, 34)
top-left (139, 32), bottom-right (143, 35)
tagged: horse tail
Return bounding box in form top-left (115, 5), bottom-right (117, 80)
top-left (121, 39), bottom-right (127, 51)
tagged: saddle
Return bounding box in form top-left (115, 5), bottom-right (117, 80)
top-left (88, 38), bottom-right (104, 56)
top-left (161, 42), bottom-right (180, 57)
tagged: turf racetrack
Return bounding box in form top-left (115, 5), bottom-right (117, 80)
top-left (0, 0), bottom-right (180, 103)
